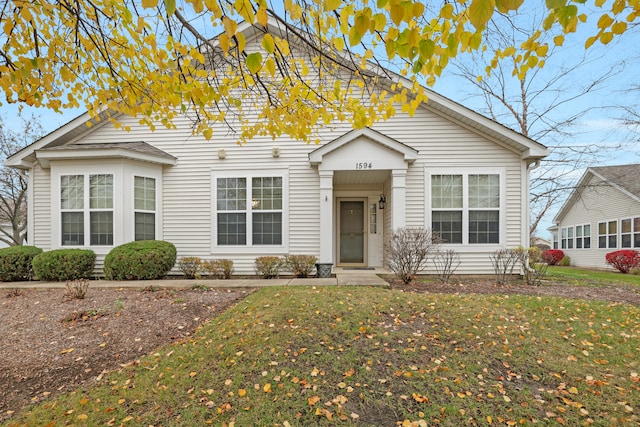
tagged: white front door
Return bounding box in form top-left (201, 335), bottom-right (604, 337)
top-left (337, 199), bottom-right (367, 266)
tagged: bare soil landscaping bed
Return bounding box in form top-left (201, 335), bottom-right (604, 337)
top-left (0, 286), bottom-right (251, 421)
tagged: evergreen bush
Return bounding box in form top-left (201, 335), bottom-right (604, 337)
top-left (0, 245), bottom-right (42, 281)
top-left (32, 249), bottom-right (96, 281)
top-left (104, 240), bottom-right (176, 280)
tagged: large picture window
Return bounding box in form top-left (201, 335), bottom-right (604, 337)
top-left (430, 172), bottom-right (501, 244)
top-left (60, 174), bottom-right (113, 246)
top-left (215, 175), bottom-right (283, 246)
top-left (134, 176), bottom-right (156, 241)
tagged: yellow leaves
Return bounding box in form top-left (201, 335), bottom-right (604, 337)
top-left (469, 0), bottom-right (495, 30)
top-left (262, 34), bottom-right (275, 54)
top-left (246, 52), bottom-right (262, 73)
top-left (263, 383), bottom-right (271, 392)
top-left (141, 0), bottom-right (158, 8)
top-left (308, 395), bottom-right (320, 406)
top-left (554, 35), bottom-right (565, 46)
top-left (324, 0), bottom-right (341, 12)
top-left (238, 388), bottom-right (247, 397)
top-left (256, 7), bottom-right (268, 26)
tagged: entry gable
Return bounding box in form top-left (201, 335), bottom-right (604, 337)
top-left (309, 127), bottom-right (417, 170)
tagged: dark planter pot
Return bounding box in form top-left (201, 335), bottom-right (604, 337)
top-left (315, 263), bottom-right (333, 278)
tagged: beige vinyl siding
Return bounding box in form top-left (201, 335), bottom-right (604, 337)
top-left (31, 163), bottom-right (52, 250)
top-left (369, 107), bottom-right (523, 274)
top-left (558, 174), bottom-right (640, 268)
top-left (32, 95), bottom-right (529, 275)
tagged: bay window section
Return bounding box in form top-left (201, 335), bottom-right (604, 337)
top-left (134, 176), bottom-right (156, 241)
top-left (60, 174), bottom-right (113, 246)
top-left (61, 175), bottom-right (84, 246)
top-left (215, 175), bottom-right (283, 246)
top-left (430, 172), bottom-right (501, 245)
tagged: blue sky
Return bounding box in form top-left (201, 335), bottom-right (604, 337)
top-left (1, 4), bottom-right (639, 239)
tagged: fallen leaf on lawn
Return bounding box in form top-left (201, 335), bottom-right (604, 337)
top-left (308, 396), bottom-right (320, 406)
top-left (189, 371), bottom-right (197, 377)
top-left (263, 383), bottom-right (271, 392)
top-left (60, 348), bottom-right (74, 354)
top-left (77, 414), bottom-right (88, 421)
top-left (503, 395), bottom-right (511, 403)
top-left (351, 413), bottom-right (359, 419)
top-left (311, 367), bottom-right (320, 377)
top-left (238, 389), bottom-right (246, 397)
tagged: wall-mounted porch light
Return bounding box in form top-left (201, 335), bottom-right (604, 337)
top-left (378, 194), bottom-right (386, 209)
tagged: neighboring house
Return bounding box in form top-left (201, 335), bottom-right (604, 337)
top-left (5, 22), bottom-right (548, 275)
top-left (550, 164), bottom-right (640, 268)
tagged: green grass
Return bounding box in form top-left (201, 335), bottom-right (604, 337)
top-left (5, 286), bottom-right (640, 426)
top-left (547, 266), bottom-right (640, 286)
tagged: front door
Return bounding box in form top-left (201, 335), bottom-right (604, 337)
top-left (338, 199), bottom-right (367, 265)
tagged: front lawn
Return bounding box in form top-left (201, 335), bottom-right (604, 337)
top-left (547, 266), bottom-right (640, 286)
top-left (6, 286), bottom-right (640, 426)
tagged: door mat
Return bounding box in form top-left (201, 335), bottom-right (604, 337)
top-left (343, 267), bottom-right (375, 270)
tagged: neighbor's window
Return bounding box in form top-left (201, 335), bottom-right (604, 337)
top-left (134, 176), bottom-right (156, 241)
top-left (598, 220), bottom-right (617, 249)
top-left (561, 226), bottom-right (574, 249)
top-left (431, 172), bottom-right (500, 244)
top-left (575, 224), bottom-right (590, 249)
top-left (216, 176), bottom-right (282, 246)
top-left (61, 174), bottom-right (113, 246)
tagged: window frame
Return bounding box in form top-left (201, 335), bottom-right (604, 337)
top-left (212, 169), bottom-right (289, 253)
top-left (426, 168), bottom-right (505, 247)
top-left (574, 223), bottom-right (591, 249)
top-left (598, 219), bottom-right (618, 249)
top-left (134, 176), bottom-right (157, 241)
top-left (59, 173), bottom-right (115, 247)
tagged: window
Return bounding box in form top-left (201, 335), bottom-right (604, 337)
top-left (561, 227), bottom-right (574, 249)
top-left (135, 176), bottom-right (156, 241)
top-left (430, 172), bottom-right (500, 244)
top-left (60, 174), bottom-right (113, 246)
top-left (620, 216), bottom-right (640, 248)
top-left (215, 175), bottom-right (283, 246)
top-left (552, 231), bottom-right (558, 249)
top-left (575, 224), bottom-right (590, 249)
top-left (598, 220), bottom-right (617, 249)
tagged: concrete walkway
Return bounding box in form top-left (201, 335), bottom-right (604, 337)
top-left (0, 272), bottom-right (390, 289)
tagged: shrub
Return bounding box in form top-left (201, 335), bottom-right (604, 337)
top-left (285, 255), bottom-right (318, 278)
top-left (559, 255), bottom-right (572, 266)
top-left (489, 249), bottom-right (519, 284)
top-left (542, 249), bottom-right (565, 266)
top-left (384, 227), bottom-right (440, 285)
top-left (432, 249), bottom-right (460, 283)
top-left (203, 259), bottom-right (234, 279)
top-left (66, 279), bottom-right (90, 299)
top-left (103, 240), bottom-right (176, 280)
top-left (0, 245), bottom-right (42, 281)
top-left (605, 249), bottom-right (640, 274)
top-left (255, 256), bottom-right (283, 279)
top-left (178, 257), bottom-right (203, 279)
top-left (515, 246), bottom-right (548, 286)
top-left (32, 249), bottom-right (96, 281)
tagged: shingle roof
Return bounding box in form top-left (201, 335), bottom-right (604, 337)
top-left (39, 141), bottom-right (176, 160)
top-left (590, 164), bottom-right (640, 199)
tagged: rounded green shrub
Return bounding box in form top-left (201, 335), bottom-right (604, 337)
top-left (0, 245), bottom-right (43, 281)
top-left (32, 249), bottom-right (96, 281)
top-left (103, 240), bottom-right (177, 280)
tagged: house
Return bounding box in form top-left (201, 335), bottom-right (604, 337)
top-left (550, 164), bottom-right (640, 268)
top-left (5, 21), bottom-right (548, 276)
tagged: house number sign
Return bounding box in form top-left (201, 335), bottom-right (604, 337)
top-left (355, 162), bottom-right (373, 170)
